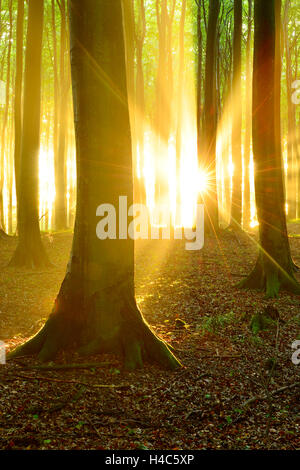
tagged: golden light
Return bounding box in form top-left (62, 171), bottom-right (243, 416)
top-left (39, 147), bottom-right (55, 230)
top-left (198, 169), bottom-right (208, 194)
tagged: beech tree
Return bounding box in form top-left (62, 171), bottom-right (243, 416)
top-left (243, 0), bottom-right (252, 228)
top-left (9, 0), bottom-right (50, 267)
top-left (230, 0), bottom-right (242, 229)
top-left (0, 0), bottom-right (12, 234)
top-left (9, 0), bottom-right (181, 371)
top-left (239, 0), bottom-right (300, 298)
top-left (14, 0), bottom-right (24, 225)
top-left (202, 0), bottom-right (220, 231)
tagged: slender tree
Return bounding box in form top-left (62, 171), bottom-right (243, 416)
top-left (283, 0), bottom-right (298, 219)
top-left (196, 0), bottom-right (203, 164)
top-left (239, 0), bottom-right (300, 297)
top-left (243, 0), bottom-right (252, 228)
top-left (9, 0), bottom-right (181, 370)
top-left (55, 0), bottom-right (68, 229)
top-left (230, 0), bottom-right (242, 229)
top-left (0, 0), bottom-right (13, 234)
top-left (202, 0), bottom-right (220, 231)
top-left (51, 0), bottom-right (59, 224)
top-left (155, 0), bottom-right (176, 207)
top-left (14, 0), bottom-right (24, 228)
top-left (134, 0), bottom-right (147, 205)
top-left (175, 0), bottom-right (187, 205)
top-left (9, 0), bottom-right (50, 267)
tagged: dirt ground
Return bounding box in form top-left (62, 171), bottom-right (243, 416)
top-left (0, 226), bottom-right (299, 450)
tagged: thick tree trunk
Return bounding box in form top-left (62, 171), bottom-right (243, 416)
top-left (203, 0), bottom-right (220, 231)
top-left (230, 0), bottom-right (242, 229)
top-left (9, 0), bottom-right (50, 268)
top-left (9, 0), bottom-right (181, 371)
top-left (239, 0), bottom-right (300, 298)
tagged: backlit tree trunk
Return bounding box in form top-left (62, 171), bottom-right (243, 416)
top-left (243, 0), bottom-right (252, 228)
top-left (283, 0), bottom-right (297, 219)
top-left (9, 0), bottom-right (181, 371)
top-left (55, 0), bottom-right (68, 230)
top-left (239, 0), bottom-right (300, 298)
top-left (14, 0), bottom-right (24, 230)
top-left (230, 0), bottom-right (242, 229)
top-left (9, 0), bottom-right (50, 267)
top-left (196, 0), bottom-right (203, 164)
top-left (134, 0), bottom-right (147, 205)
top-left (202, 0), bottom-right (220, 231)
top-left (0, 0), bottom-right (13, 234)
top-left (176, 0), bottom-right (187, 206)
top-left (154, 0), bottom-right (176, 208)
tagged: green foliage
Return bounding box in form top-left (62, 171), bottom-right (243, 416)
top-left (199, 310), bottom-right (236, 334)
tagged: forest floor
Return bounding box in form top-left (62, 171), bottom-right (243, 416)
top-left (0, 225), bottom-right (300, 450)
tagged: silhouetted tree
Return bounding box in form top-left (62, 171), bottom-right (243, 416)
top-left (239, 0), bottom-right (300, 297)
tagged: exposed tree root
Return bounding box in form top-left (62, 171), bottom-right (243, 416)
top-left (8, 275), bottom-right (182, 371)
top-left (9, 241), bottom-right (51, 269)
top-left (238, 255), bottom-right (300, 298)
top-left (0, 229), bottom-right (15, 239)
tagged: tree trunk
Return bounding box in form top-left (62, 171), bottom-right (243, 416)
top-left (134, 0), bottom-right (147, 206)
top-left (55, 0), bottom-right (68, 230)
top-left (9, 0), bottom-right (50, 267)
top-left (283, 0), bottom-right (296, 219)
top-left (175, 0), bottom-right (187, 206)
top-left (203, 0), bottom-right (220, 231)
top-left (243, 0), bottom-right (252, 228)
top-left (9, 0), bottom-right (181, 371)
top-left (154, 0), bottom-right (176, 208)
top-left (0, 0), bottom-right (13, 233)
top-left (239, 0), bottom-right (300, 298)
top-left (196, 1), bottom-right (203, 164)
top-left (230, 0), bottom-right (242, 229)
top-left (51, 0), bottom-right (59, 227)
top-left (14, 0), bottom-right (24, 231)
